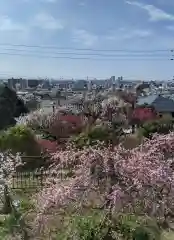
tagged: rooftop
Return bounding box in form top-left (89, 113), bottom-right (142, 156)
top-left (137, 94), bottom-right (174, 112)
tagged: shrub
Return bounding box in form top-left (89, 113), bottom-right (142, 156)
top-left (139, 118), bottom-right (174, 138)
top-left (0, 125), bottom-right (40, 156)
top-left (72, 122), bottom-right (124, 148)
top-left (25, 99), bottom-right (40, 111)
top-left (65, 214), bottom-right (161, 240)
top-left (115, 214), bottom-right (161, 240)
top-left (122, 134), bottom-right (142, 149)
top-left (132, 107), bottom-right (157, 125)
top-left (72, 126), bottom-right (110, 148)
top-left (48, 114), bottom-right (85, 139)
top-left (0, 126), bottom-right (46, 170)
top-left (58, 212), bottom-right (107, 240)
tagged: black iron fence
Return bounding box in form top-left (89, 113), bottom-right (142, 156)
top-left (11, 168), bottom-right (73, 190)
top-left (11, 170), bottom-right (48, 189)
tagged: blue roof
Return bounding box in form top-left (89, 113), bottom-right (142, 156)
top-left (137, 95), bottom-right (174, 112)
top-left (153, 96), bottom-right (174, 112)
top-left (137, 95), bottom-right (158, 106)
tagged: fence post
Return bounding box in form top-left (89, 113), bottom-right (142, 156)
top-left (40, 169), bottom-right (44, 188)
top-left (2, 184), bottom-right (12, 214)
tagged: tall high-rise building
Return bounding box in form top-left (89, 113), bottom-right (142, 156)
top-left (20, 78), bottom-right (28, 90)
top-left (8, 78), bottom-right (28, 90)
top-left (27, 79), bottom-right (40, 88)
top-left (111, 76), bottom-right (116, 84)
top-left (116, 76), bottom-right (123, 88)
top-left (87, 80), bottom-right (92, 91)
top-left (8, 78), bottom-right (19, 90)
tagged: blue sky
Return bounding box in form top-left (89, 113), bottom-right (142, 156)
top-left (0, 0), bottom-right (174, 80)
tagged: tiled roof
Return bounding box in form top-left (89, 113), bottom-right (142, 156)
top-left (137, 95), bottom-right (174, 112)
top-left (153, 96), bottom-right (174, 112)
top-left (137, 95), bottom-right (158, 106)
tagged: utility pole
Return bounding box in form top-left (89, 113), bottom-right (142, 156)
top-left (170, 49), bottom-right (174, 61)
top-left (170, 50), bottom-right (174, 82)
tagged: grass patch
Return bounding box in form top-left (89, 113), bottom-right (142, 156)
top-left (161, 231), bottom-right (174, 240)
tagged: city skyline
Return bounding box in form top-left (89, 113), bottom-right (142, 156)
top-left (1, 74), bottom-right (174, 81)
top-left (0, 74), bottom-right (174, 82)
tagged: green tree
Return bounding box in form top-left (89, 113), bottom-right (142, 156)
top-left (71, 121), bottom-right (124, 148)
top-left (0, 84), bottom-right (28, 130)
top-left (139, 118), bottom-right (174, 139)
top-left (0, 125), bottom-right (40, 154)
top-left (0, 125), bottom-right (44, 170)
top-left (25, 99), bottom-right (40, 112)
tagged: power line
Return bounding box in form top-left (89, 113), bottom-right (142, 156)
top-left (0, 51), bottom-right (171, 61)
top-left (0, 43), bottom-right (172, 53)
top-left (0, 47), bottom-right (171, 57)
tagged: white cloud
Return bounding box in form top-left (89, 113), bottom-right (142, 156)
top-left (123, 29), bottom-right (152, 38)
top-left (126, 1), bottom-right (174, 21)
top-left (72, 29), bottom-right (98, 46)
top-left (0, 16), bottom-right (25, 31)
top-left (33, 12), bottom-right (64, 30)
top-left (106, 28), bottom-right (152, 41)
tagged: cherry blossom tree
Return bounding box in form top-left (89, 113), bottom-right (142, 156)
top-left (17, 97), bottom-right (128, 141)
top-left (0, 152), bottom-right (22, 213)
top-left (34, 132), bottom-right (174, 234)
top-left (17, 109), bottom-right (87, 140)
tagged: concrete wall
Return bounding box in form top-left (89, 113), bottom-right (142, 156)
top-left (159, 112), bottom-right (173, 119)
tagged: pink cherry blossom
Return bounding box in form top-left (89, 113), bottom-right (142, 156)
top-left (34, 132), bottom-right (174, 233)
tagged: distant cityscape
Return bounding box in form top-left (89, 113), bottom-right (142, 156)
top-left (2, 76), bottom-right (174, 93)
top-left (1, 74), bottom-right (174, 118)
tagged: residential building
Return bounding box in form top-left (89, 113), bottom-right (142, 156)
top-left (73, 80), bottom-right (88, 90)
top-left (87, 80), bottom-right (92, 91)
top-left (8, 78), bottom-right (28, 90)
top-left (20, 78), bottom-right (28, 90)
top-left (137, 94), bottom-right (174, 118)
top-left (51, 80), bottom-right (74, 89)
top-left (42, 80), bottom-right (50, 89)
top-left (58, 81), bottom-right (74, 89)
top-left (28, 79), bottom-right (42, 88)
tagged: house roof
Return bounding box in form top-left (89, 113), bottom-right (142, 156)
top-left (137, 95), bottom-right (174, 112)
top-left (153, 96), bottom-right (174, 112)
top-left (137, 95), bottom-right (158, 106)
